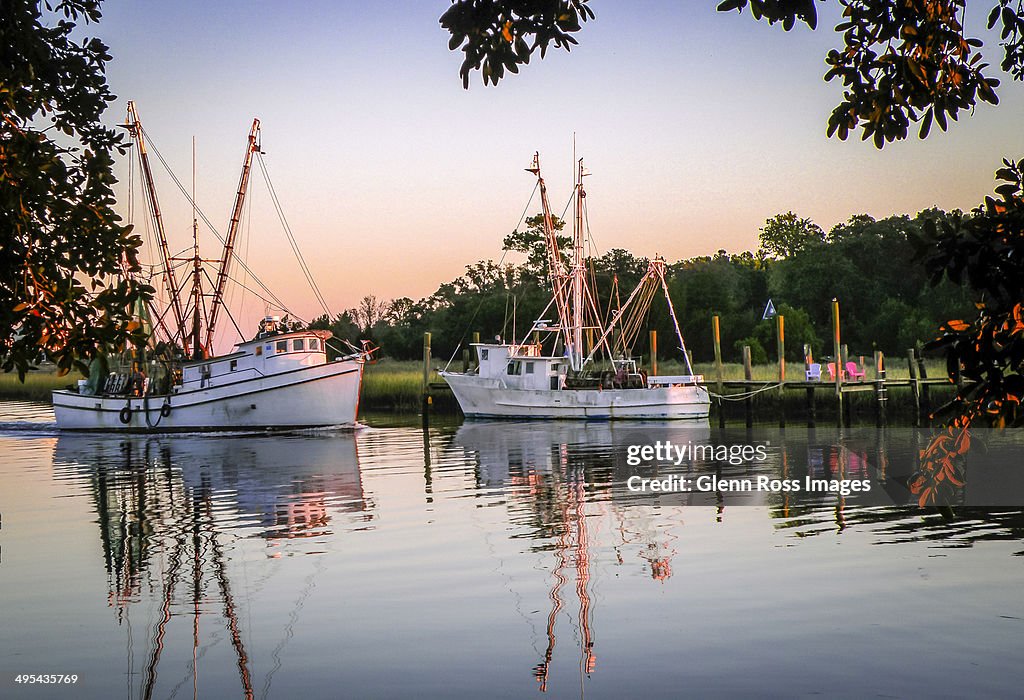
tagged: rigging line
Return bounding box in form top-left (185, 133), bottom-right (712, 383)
top-left (201, 267), bottom-right (245, 347)
top-left (255, 154), bottom-right (329, 314)
top-left (223, 273), bottom-right (300, 321)
top-left (440, 181), bottom-right (538, 371)
top-left (139, 126), bottom-right (292, 313)
top-left (255, 153), bottom-right (332, 318)
top-left (258, 156), bottom-right (329, 317)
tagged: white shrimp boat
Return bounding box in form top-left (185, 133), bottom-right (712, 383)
top-left (441, 154), bottom-right (709, 420)
top-left (53, 103), bottom-right (365, 432)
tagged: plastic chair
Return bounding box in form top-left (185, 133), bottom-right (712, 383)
top-left (805, 363), bottom-right (822, 381)
top-left (826, 362), bottom-right (845, 381)
top-left (846, 361), bottom-right (866, 381)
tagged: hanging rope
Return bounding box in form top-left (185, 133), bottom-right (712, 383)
top-left (708, 382), bottom-right (784, 401)
top-left (255, 152), bottom-right (332, 319)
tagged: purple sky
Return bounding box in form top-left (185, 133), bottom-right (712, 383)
top-left (86, 1), bottom-right (1024, 351)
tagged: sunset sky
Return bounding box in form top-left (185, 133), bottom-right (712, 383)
top-left (90, 1), bottom-right (1024, 348)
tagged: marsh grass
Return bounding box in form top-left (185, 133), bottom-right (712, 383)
top-left (0, 369), bottom-right (83, 402)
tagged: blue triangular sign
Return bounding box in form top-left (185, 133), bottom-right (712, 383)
top-left (762, 299), bottom-right (776, 320)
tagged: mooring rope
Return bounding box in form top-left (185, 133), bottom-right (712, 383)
top-left (708, 382), bottom-right (785, 402)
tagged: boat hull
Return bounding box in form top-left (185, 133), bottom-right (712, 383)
top-left (440, 373), bottom-right (710, 420)
top-left (53, 359), bottom-right (363, 432)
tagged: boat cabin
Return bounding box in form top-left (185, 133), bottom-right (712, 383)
top-left (179, 329), bottom-right (331, 391)
top-left (474, 343), bottom-right (568, 391)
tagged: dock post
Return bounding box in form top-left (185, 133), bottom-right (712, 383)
top-left (777, 314), bottom-right (786, 428)
top-left (650, 329), bottom-right (658, 376)
top-left (471, 332), bottom-right (480, 370)
top-left (832, 299), bottom-right (843, 428)
top-left (907, 348), bottom-right (921, 427)
top-left (804, 343), bottom-right (816, 428)
top-left (874, 350), bottom-right (887, 427)
top-left (713, 315), bottom-right (725, 428)
top-left (462, 348), bottom-right (470, 374)
top-left (743, 344), bottom-right (753, 428)
top-left (917, 354), bottom-right (930, 417)
top-left (422, 332), bottom-right (432, 422)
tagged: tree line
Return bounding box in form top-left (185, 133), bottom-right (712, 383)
top-left (311, 208), bottom-right (974, 367)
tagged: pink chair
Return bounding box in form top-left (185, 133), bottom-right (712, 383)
top-left (846, 361), bottom-right (866, 381)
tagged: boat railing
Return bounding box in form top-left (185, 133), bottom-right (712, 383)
top-left (647, 374), bottom-right (704, 387)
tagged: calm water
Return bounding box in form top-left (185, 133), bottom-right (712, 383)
top-left (1, 400), bottom-right (1023, 699)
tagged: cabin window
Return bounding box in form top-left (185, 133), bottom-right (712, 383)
top-left (230, 359), bottom-right (238, 371)
top-left (480, 349), bottom-right (489, 361)
top-left (525, 362), bottom-right (535, 374)
top-left (506, 361), bottom-right (521, 376)
top-left (294, 339), bottom-right (305, 352)
top-left (276, 340), bottom-right (287, 353)
top-left (256, 346), bottom-right (263, 356)
top-left (550, 363), bottom-right (560, 375)
top-left (310, 338), bottom-right (319, 351)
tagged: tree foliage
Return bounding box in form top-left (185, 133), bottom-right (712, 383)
top-left (718, 0), bottom-right (1020, 146)
top-left (440, 0), bottom-right (594, 87)
top-left (1, 0), bottom-right (151, 379)
top-left (441, 2), bottom-right (1024, 147)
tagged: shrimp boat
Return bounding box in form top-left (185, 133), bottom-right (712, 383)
top-left (440, 154), bottom-right (710, 420)
top-left (53, 103), bottom-right (366, 432)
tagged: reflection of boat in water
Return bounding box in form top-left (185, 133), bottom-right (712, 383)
top-left (451, 419), bottom-right (711, 486)
top-left (54, 432), bottom-right (368, 539)
top-left (51, 432), bottom-right (370, 698)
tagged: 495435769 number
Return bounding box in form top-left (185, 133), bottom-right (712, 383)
top-left (14, 675), bottom-right (78, 684)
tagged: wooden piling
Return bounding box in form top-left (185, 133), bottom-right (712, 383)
top-left (874, 350), bottom-right (887, 427)
top-left (713, 315), bottom-right (724, 428)
top-left (907, 348), bottom-right (921, 427)
top-left (777, 314), bottom-right (785, 428)
top-left (649, 330), bottom-right (658, 376)
top-left (804, 343), bottom-right (815, 428)
top-left (742, 344), bottom-right (753, 428)
top-left (422, 332), bottom-right (432, 420)
top-left (832, 299), bottom-right (843, 428)
top-left (462, 348), bottom-right (470, 374)
top-left (472, 332), bottom-right (480, 370)
top-left (917, 354), bottom-right (930, 416)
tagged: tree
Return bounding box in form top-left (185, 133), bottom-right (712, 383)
top-left (349, 294), bottom-right (388, 333)
top-left (502, 213), bottom-right (570, 282)
top-left (910, 160), bottom-right (1024, 504)
top-left (1, 0), bottom-right (151, 379)
top-left (758, 211), bottom-right (825, 259)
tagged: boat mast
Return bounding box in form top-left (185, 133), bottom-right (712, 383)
top-left (205, 119), bottom-right (261, 354)
top-left (190, 137), bottom-right (204, 359)
top-left (125, 102), bottom-right (190, 354)
top-left (572, 158), bottom-right (586, 372)
top-left (528, 154), bottom-right (574, 362)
